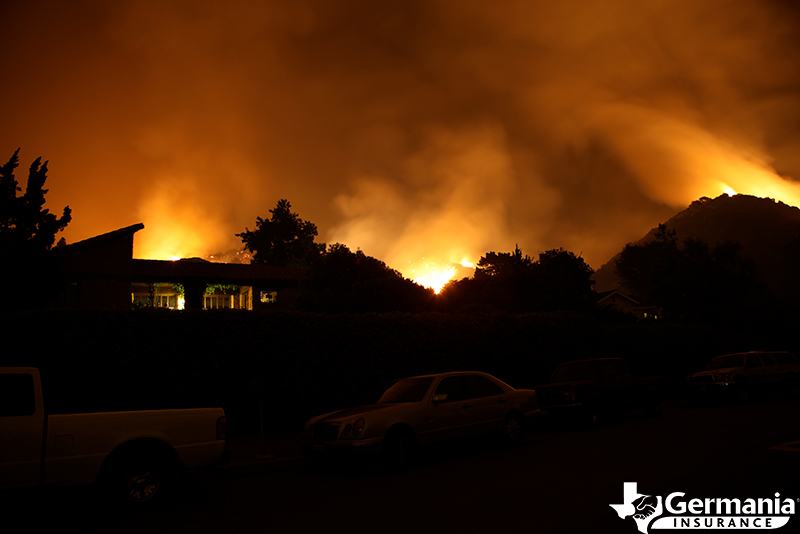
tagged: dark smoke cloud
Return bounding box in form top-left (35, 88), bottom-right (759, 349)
top-left (2, 0), bottom-right (799, 280)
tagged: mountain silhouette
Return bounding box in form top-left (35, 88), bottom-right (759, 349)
top-left (594, 194), bottom-right (800, 303)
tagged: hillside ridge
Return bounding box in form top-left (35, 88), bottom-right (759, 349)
top-left (594, 194), bottom-right (800, 301)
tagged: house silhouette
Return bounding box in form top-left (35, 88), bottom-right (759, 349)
top-left (52, 224), bottom-right (303, 310)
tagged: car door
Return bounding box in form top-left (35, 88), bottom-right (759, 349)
top-left (460, 374), bottom-right (508, 436)
top-left (0, 369), bottom-right (44, 490)
top-left (745, 353), bottom-right (766, 389)
top-left (426, 375), bottom-right (473, 442)
top-left (595, 360), bottom-right (630, 410)
top-left (757, 353), bottom-right (783, 387)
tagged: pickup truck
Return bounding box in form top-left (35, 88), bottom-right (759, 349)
top-left (0, 367), bottom-right (226, 504)
top-left (686, 351), bottom-right (800, 402)
top-left (534, 358), bottom-right (667, 427)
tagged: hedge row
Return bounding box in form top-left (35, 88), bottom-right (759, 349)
top-left (2, 309), bottom-right (797, 434)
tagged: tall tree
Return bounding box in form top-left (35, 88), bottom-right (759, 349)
top-left (531, 248), bottom-right (596, 312)
top-left (1, 149), bottom-right (72, 253)
top-left (614, 224), bottom-right (678, 303)
top-left (1, 149), bottom-right (72, 310)
top-left (474, 245), bottom-right (532, 279)
top-left (237, 199), bottom-right (324, 267)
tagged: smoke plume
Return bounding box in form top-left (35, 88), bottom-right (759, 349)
top-left (2, 0), bottom-right (799, 282)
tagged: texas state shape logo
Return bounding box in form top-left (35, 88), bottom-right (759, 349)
top-left (610, 482), bottom-right (664, 534)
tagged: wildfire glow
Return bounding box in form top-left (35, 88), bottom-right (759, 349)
top-left (133, 177), bottom-right (232, 260)
top-left (415, 268), bottom-right (456, 294)
top-left (403, 257), bottom-right (475, 294)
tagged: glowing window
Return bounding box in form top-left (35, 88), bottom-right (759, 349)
top-left (205, 295), bottom-right (232, 309)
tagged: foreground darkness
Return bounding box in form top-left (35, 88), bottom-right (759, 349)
top-left (4, 307), bottom-right (798, 533)
top-left (5, 396), bottom-right (799, 533)
top-left (3, 309), bottom-right (798, 436)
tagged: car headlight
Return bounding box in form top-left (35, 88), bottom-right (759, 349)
top-left (352, 418), bottom-right (365, 437)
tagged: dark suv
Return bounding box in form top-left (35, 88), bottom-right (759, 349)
top-left (686, 351), bottom-right (800, 402)
top-left (534, 358), bottom-right (667, 427)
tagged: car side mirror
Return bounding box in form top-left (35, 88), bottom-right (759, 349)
top-left (432, 394), bottom-right (448, 404)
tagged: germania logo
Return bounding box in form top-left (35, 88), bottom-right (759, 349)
top-left (610, 482), bottom-right (796, 532)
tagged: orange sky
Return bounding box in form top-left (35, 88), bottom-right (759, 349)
top-left (3, 0), bottom-right (800, 285)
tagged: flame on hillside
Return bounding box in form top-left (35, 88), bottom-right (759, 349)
top-left (405, 258), bottom-right (475, 294)
top-left (133, 179), bottom-right (232, 260)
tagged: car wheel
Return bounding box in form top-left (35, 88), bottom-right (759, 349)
top-left (735, 380), bottom-right (750, 403)
top-left (582, 402), bottom-right (600, 429)
top-left (104, 453), bottom-right (170, 506)
top-left (381, 428), bottom-right (416, 468)
top-left (503, 413), bottom-right (524, 445)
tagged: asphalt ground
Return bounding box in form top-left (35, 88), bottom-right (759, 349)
top-left (220, 430), bottom-right (305, 476)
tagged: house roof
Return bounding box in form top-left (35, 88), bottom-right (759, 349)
top-left (53, 223), bottom-right (144, 255)
top-left (596, 289), bottom-right (639, 305)
top-left (51, 223), bottom-right (304, 285)
top-left (132, 258), bottom-right (305, 283)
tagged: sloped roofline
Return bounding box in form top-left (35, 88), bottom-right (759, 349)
top-left (53, 223), bottom-right (145, 254)
top-left (596, 288), bottom-right (640, 305)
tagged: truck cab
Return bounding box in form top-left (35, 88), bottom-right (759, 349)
top-left (1, 367), bottom-right (226, 504)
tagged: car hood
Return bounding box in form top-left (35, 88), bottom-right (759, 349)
top-left (313, 403), bottom-right (412, 424)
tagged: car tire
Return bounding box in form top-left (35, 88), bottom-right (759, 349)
top-left (734, 379), bottom-right (750, 403)
top-left (502, 412), bottom-right (525, 445)
top-left (582, 402), bottom-right (600, 429)
top-left (102, 453), bottom-right (171, 506)
top-left (381, 428), bottom-right (416, 468)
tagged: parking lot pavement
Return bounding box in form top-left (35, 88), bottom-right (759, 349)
top-left (220, 431), bottom-right (305, 476)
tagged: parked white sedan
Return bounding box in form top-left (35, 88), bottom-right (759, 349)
top-left (299, 371), bottom-right (542, 464)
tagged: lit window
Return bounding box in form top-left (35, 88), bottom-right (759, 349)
top-left (260, 291), bottom-right (278, 304)
top-left (204, 295), bottom-right (233, 309)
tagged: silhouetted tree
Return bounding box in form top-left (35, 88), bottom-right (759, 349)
top-left (531, 248), bottom-right (595, 312)
top-left (614, 224), bottom-right (678, 303)
top-left (1, 149), bottom-right (71, 253)
top-left (615, 224), bottom-right (762, 321)
top-left (237, 199), bottom-right (324, 267)
top-left (474, 245), bottom-right (532, 279)
top-left (0, 149), bottom-right (72, 309)
top-left (296, 243), bottom-right (433, 312)
top-left (467, 245), bottom-right (534, 312)
top-left (441, 246), bottom-right (595, 313)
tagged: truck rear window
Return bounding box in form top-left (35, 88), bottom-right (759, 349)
top-left (0, 373), bottom-right (36, 417)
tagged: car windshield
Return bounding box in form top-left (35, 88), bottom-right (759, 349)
top-left (367, 377), bottom-right (435, 404)
top-left (550, 361), bottom-right (605, 382)
top-left (706, 353), bottom-right (745, 370)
